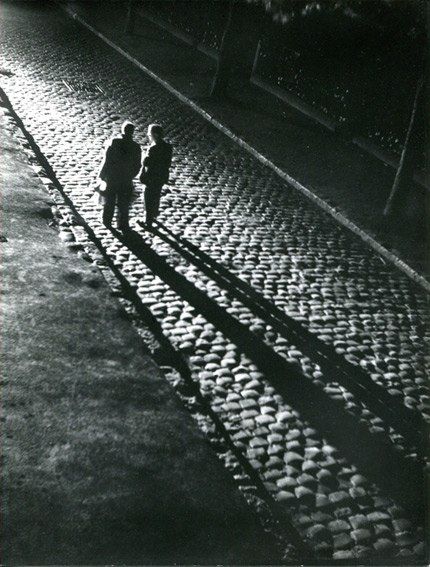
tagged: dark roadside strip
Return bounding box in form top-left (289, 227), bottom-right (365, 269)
top-left (118, 227), bottom-right (425, 525)
top-left (152, 221), bottom-right (427, 456)
top-left (0, 87), bottom-right (312, 564)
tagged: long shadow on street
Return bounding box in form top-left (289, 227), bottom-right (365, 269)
top-left (153, 221), bottom-right (426, 453)
top-left (114, 227), bottom-right (425, 525)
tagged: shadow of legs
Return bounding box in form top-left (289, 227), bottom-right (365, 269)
top-left (152, 222), bottom-right (426, 453)
top-left (117, 228), bottom-right (425, 524)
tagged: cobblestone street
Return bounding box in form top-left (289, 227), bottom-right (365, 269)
top-left (1, 2), bottom-right (429, 562)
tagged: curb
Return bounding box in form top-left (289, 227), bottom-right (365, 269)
top-left (141, 12), bottom-right (221, 61)
top-left (61, 5), bottom-right (430, 294)
top-left (251, 75), bottom-right (338, 132)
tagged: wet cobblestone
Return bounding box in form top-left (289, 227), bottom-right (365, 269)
top-left (1, 3), bottom-right (428, 561)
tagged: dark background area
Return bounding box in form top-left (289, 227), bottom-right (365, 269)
top-left (144, 0), bottom-right (426, 165)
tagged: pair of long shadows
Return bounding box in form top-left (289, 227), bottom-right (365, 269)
top-left (113, 223), bottom-right (426, 524)
top-left (155, 222), bottom-right (426, 451)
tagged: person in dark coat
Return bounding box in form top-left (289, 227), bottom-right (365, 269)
top-left (99, 121), bottom-right (141, 231)
top-left (139, 123), bottom-right (172, 228)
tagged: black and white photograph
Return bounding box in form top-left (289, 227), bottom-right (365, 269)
top-left (0, 0), bottom-right (428, 565)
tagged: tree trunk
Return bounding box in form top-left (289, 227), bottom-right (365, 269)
top-left (124, 0), bottom-right (136, 35)
top-left (211, 0), bottom-right (236, 98)
top-left (383, 76), bottom-right (424, 217)
top-left (211, 0), bottom-right (264, 99)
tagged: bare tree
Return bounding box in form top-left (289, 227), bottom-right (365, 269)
top-left (383, 76), bottom-right (425, 218)
top-left (124, 0), bottom-right (136, 35)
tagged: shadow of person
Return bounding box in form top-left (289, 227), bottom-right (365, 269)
top-left (111, 225), bottom-right (425, 525)
top-left (150, 221), bottom-right (427, 456)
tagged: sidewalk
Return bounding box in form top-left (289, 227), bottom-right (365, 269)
top-left (65, 0), bottom-right (428, 282)
top-left (0, 106), bottom-right (280, 565)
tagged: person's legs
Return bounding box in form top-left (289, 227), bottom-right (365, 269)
top-left (144, 184), bottom-right (162, 226)
top-left (102, 190), bottom-right (116, 227)
top-left (152, 184), bottom-right (163, 219)
top-left (144, 185), bottom-right (155, 226)
top-left (117, 189), bottom-right (132, 230)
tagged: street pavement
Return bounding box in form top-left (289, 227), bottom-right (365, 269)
top-left (0, 1), bottom-right (429, 563)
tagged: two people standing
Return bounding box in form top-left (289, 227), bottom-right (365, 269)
top-left (98, 121), bottom-right (172, 231)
